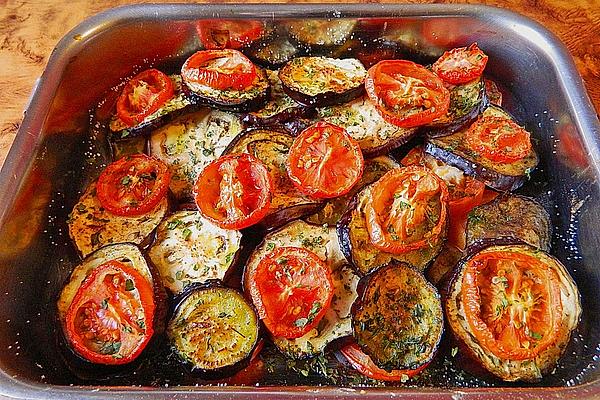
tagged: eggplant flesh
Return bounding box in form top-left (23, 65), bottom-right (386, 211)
top-left (168, 284), bottom-right (259, 374)
top-left (183, 67), bottom-right (270, 113)
top-left (425, 105), bottom-right (538, 192)
top-left (273, 264), bottom-right (360, 359)
top-left (224, 128), bottom-right (323, 231)
top-left (67, 182), bottom-right (168, 257)
top-left (317, 96), bottom-right (418, 157)
top-left (109, 75), bottom-right (198, 140)
top-left (279, 57), bottom-right (367, 107)
top-left (445, 244), bottom-right (581, 382)
top-left (148, 211), bottom-right (243, 294)
top-left (466, 194), bottom-right (552, 252)
top-left (306, 155), bottom-right (400, 226)
top-left (352, 261), bottom-right (444, 371)
top-left (336, 185), bottom-right (445, 276)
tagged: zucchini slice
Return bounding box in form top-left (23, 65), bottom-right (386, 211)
top-left (337, 184), bottom-right (445, 275)
top-left (425, 78), bottom-right (488, 137)
top-left (148, 211), bottom-right (243, 294)
top-left (109, 75), bottom-right (197, 140)
top-left (466, 194), bottom-right (552, 251)
top-left (279, 57), bottom-right (367, 107)
top-left (273, 263), bottom-right (359, 359)
top-left (183, 67), bottom-right (270, 113)
top-left (352, 262), bottom-right (444, 371)
top-left (243, 220), bottom-right (346, 296)
top-left (224, 128), bottom-right (323, 231)
top-left (445, 244), bottom-right (581, 382)
top-left (242, 69), bottom-right (312, 127)
top-left (68, 182), bottom-right (168, 257)
top-left (284, 19), bottom-right (357, 55)
top-left (425, 105), bottom-right (539, 191)
top-left (168, 284), bottom-right (259, 374)
top-left (306, 155), bottom-right (399, 226)
top-left (317, 96), bottom-right (418, 157)
top-left (149, 108), bottom-right (242, 201)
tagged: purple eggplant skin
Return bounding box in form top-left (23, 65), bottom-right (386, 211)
top-left (182, 68), bottom-right (271, 113)
top-left (241, 102), bottom-right (315, 129)
top-left (168, 281), bottom-right (261, 379)
top-left (282, 83), bottom-right (364, 108)
top-left (443, 242), bottom-right (582, 382)
top-left (424, 140), bottom-right (531, 192)
top-left (110, 103), bottom-right (201, 140)
top-left (423, 79), bottom-right (489, 138)
top-left (245, 34), bottom-right (300, 70)
top-left (55, 245), bottom-right (168, 380)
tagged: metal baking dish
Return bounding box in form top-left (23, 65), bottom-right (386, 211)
top-left (1, 3), bottom-right (599, 399)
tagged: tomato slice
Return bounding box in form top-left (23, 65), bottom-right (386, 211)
top-left (181, 49), bottom-right (257, 91)
top-left (248, 247), bottom-right (333, 339)
top-left (287, 122), bottom-right (364, 199)
top-left (365, 166), bottom-right (449, 255)
top-left (465, 115), bottom-right (532, 163)
top-left (116, 69), bottom-right (174, 127)
top-left (97, 154), bottom-right (171, 217)
top-left (432, 43), bottom-right (488, 85)
top-left (340, 343), bottom-right (428, 381)
top-left (65, 260), bottom-right (155, 365)
top-left (365, 60), bottom-right (450, 128)
top-left (196, 19), bottom-right (265, 50)
top-left (194, 153), bottom-right (272, 230)
top-left (462, 250), bottom-right (563, 360)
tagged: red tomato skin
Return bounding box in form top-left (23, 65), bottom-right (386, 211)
top-left (365, 60), bottom-right (450, 128)
top-left (116, 69), bottom-right (174, 127)
top-left (96, 154), bottom-right (171, 217)
top-left (64, 260), bottom-right (155, 365)
top-left (286, 122), bottom-right (364, 199)
top-left (432, 43), bottom-right (488, 85)
top-left (194, 153), bottom-right (272, 230)
top-left (465, 115), bottom-right (532, 164)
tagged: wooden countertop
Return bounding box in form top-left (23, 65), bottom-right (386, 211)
top-left (0, 0), bottom-right (598, 168)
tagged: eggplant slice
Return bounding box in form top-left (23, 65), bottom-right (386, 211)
top-left (223, 128), bottom-right (323, 231)
top-left (68, 182), bottom-right (168, 257)
top-left (337, 184), bottom-right (445, 276)
top-left (273, 264), bottom-right (360, 359)
top-left (426, 243), bottom-right (463, 288)
top-left (279, 57), bottom-right (367, 107)
top-left (168, 284), bottom-right (259, 375)
top-left (245, 35), bottom-right (300, 69)
top-left (183, 67), bottom-right (270, 113)
top-left (109, 75), bottom-right (198, 140)
top-left (149, 108), bottom-right (242, 201)
top-left (306, 155), bottom-right (399, 226)
top-left (425, 78), bottom-right (488, 137)
top-left (445, 244), bottom-right (581, 382)
top-left (352, 261), bottom-right (444, 371)
top-left (148, 211), bottom-right (243, 294)
top-left (242, 69), bottom-right (313, 128)
top-left (317, 96), bottom-right (419, 157)
top-left (466, 194), bottom-right (552, 252)
top-left (425, 105), bottom-right (539, 192)
top-left (284, 19), bottom-right (358, 56)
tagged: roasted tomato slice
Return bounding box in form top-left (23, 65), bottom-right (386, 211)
top-left (248, 246), bottom-right (333, 339)
top-left (196, 19), bottom-right (265, 50)
top-left (97, 154), bottom-right (171, 217)
top-left (401, 147), bottom-right (485, 249)
top-left (287, 122), bottom-right (364, 199)
top-left (365, 60), bottom-right (450, 128)
top-left (194, 153), bottom-right (272, 230)
top-left (465, 115), bottom-right (532, 163)
top-left (340, 343), bottom-right (428, 381)
top-left (181, 49), bottom-right (257, 91)
top-left (365, 166), bottom-right (449, 254)
top-left (116, 69), bottom-right (174, 127)
top-left (462, 249), bottom-right (563, 360)
top-left (65, 260), bottom-right (155, 365)
top-left (432, 43), bottom-right (488, 85)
